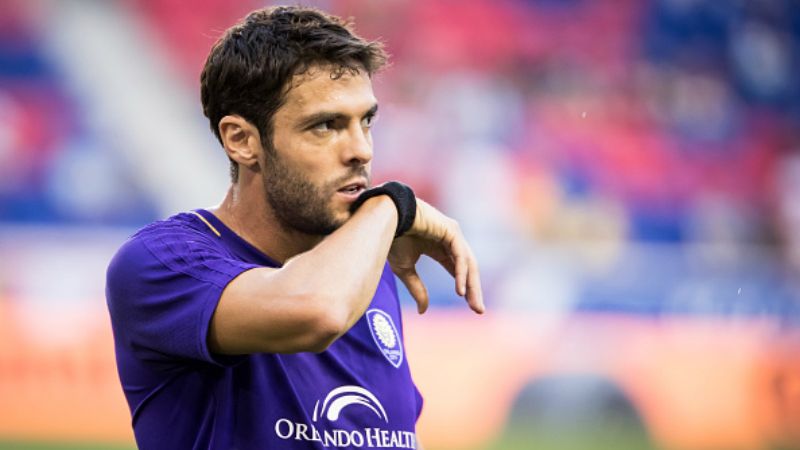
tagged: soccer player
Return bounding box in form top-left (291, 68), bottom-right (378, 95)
top-left (106, 6), bottom-right (484, 449)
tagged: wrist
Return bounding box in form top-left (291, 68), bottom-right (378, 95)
top-left (404, 201), bottom-right (425, 237)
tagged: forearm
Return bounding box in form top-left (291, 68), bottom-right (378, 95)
top-left (279, 196), bottom-right (397, 332)
top-left (210, 196), bottom-right (398, 354)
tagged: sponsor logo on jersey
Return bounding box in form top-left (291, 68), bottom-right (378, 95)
top-left (274, 384), bottom-right (416, 448)
top-left (366, 309), bottom-right (403, 368)
top-left (312, 385), bottom-right (388, 423)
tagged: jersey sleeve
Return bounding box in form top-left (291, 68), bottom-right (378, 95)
top-left (106, 226), bottom-right (260, 367)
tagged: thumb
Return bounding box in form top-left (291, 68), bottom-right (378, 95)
top-left (398, 269), bottom-right (429, 314)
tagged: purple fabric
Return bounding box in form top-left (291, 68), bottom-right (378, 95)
top-left (106, 210), bottom-right (423, 449)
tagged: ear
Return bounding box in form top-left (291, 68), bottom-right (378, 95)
top-left (218, 115), bottom-right (262, 171)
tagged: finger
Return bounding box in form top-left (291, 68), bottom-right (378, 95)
top-left (464, 253), bottom-right (485, 314)
top-left (398, 270), bottom-right (429, 314)
top-left (429, 250), bottom-right (456, 278)
top-left (452, 239), bottom-right (468, 297)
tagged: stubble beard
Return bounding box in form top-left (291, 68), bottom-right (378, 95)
top-left (262, 144), bottom-right (369, 236)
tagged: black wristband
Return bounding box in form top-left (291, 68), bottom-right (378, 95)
top-left (349, 181), bottom-right (416, 237)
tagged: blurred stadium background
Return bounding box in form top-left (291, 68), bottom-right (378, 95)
top-left (2, 0), bottom-right (800, 449)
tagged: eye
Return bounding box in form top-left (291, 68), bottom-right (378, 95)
top-left (361, 114), bottom-right (377, 128)
top-left (312, 120), bottom-right (334, 133)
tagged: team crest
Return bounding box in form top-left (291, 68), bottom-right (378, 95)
top-left (366, 309), bottom-right (403, 368)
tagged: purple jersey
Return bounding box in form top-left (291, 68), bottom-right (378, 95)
top-left (106, 209), bottom-right (423, 449)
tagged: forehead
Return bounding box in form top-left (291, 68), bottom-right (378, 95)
top-left (278, 65), bottom-right (377, 119)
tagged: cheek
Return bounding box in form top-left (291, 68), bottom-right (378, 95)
top-left (269, 142), bottom-right (324, 181)
top-left (270, 133), bottom-right (349, 191)
top-left (299, 148), bottom-right (345, 184)
top-left (298, 160), bottom-right (340, 196)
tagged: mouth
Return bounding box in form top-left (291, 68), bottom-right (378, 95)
top-left (336, 179), bottom-right (368, 199)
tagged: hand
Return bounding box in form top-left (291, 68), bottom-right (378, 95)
top-left (388, 199), bottom-right (485, 315)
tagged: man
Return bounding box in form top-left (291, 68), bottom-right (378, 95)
top-left (106, 5), bottom-right (484, 449)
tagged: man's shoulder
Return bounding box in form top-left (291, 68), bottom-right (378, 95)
top-left (107, 211), bottom-right (223, 280)
top-left (129, 211), bottom-right (211, 244)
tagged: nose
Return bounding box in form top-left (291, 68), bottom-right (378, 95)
top-left (342, 122), bottom-right (373, 166)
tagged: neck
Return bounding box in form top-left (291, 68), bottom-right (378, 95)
top-left (210, 179), bottom-right (323, 264)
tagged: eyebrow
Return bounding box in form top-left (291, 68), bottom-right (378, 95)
top-left (296, 103), bottom-right (379, 130)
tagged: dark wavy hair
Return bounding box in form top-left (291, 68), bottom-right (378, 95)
top-left (200, 6), bottom-right (388, 181)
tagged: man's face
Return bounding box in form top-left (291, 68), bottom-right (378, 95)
top-left (263, 65), bottom-right (377, 235)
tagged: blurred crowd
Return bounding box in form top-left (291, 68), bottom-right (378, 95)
top-left (2, 4), bottom-right (800, 449)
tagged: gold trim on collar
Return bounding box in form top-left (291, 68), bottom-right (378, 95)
top-left (191, 211), bottom-right (221, 238)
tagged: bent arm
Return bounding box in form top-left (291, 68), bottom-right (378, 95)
top-left (209, 196), bottom-right (397, 355)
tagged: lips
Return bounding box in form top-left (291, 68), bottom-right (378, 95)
top-left (337, 179), bottom-right (367, 196)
